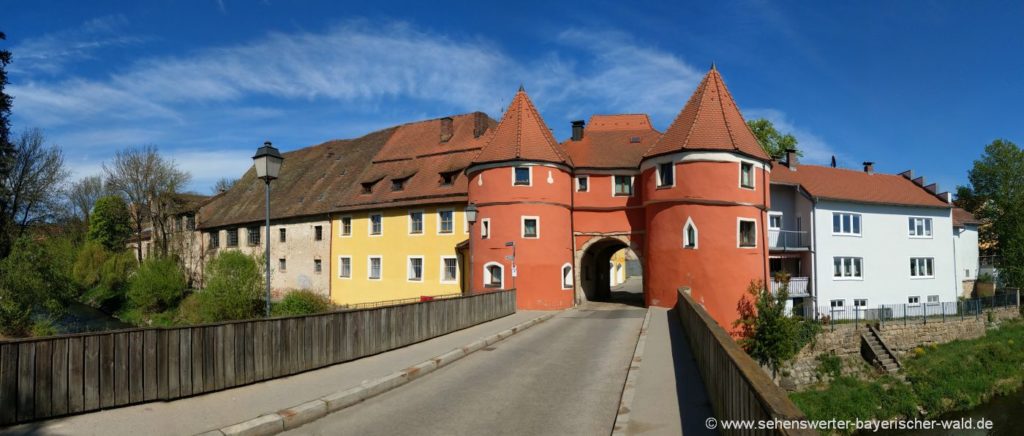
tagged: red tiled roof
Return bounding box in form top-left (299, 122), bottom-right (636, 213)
top-left (373, 112), bottom-right (493, 162)
top-left (563, 114), bottom-right (660, 169)
top-left (772, 164), bottom-right (951, 208)
top-left (473, 87), bottom-right (570, 166)
top-left (953, 208), bottom-right (981, 227)
top-left (645, 66), bottom-right (769, 161)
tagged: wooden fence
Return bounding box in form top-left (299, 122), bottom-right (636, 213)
top-left (0, 290), bottom-right (515, 426)
top-left (675, 288), bottom-right (816, 436)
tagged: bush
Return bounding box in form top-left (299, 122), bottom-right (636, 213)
top-left (80, 250), bottom-right (137, 311)
top-left (197, 251), bottom-right (264, 322)
top-left (127, 257), bottom-right (186, 313)
top-left (73, 242), bottom-right (109, 291)
top-left (0, 238), bottom-right (77, 337)
top-left (815, 353), bottom-right (842, 380)
top-left (272, 290), bottom-right (332, 316)
top-left (174, 293), bottom-right (204, 325)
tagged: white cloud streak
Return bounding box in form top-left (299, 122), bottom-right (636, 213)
top-left (10, 15), bottom-right (143, 75)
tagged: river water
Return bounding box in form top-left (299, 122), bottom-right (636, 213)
top-left (871, 389), bottom-right (1024, 436)
top-left (52, 301), bottom-right (132, 334)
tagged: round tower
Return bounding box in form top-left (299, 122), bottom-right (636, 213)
top-left (465, 87), bottom-right (575, 310)
top-left (640, 66), bottom-right (771, 328)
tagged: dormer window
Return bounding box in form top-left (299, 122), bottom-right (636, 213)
top-left (361, 181), bottom-right (376, 194)
top-left (440, 171), bottom-right (459, 186)
top-left (391, 177), bottom-right (409, 191)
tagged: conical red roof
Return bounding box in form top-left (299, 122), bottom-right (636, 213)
top-left (644, 66), bottom-right (769, 160)
top-left (473, 87), bottom-right (570, 166)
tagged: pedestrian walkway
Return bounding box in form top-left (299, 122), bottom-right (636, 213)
top-left (0, 311), bottom-right (546, 436)
top-left (625, 307), bottom-right (716, 435)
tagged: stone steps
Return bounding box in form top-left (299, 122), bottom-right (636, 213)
top-left (861, 325), bottom-right (901, 373)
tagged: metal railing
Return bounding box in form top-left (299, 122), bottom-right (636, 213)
top-left (768, 229), bottom-right (809, 250)
top-left (813, 291), bottom-right (1020, 331)
top-left (771, 277), bottom-right (810, 297)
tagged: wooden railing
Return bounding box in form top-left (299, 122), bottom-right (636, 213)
top-left (675, 288), bottom-right (815, 435)
top-left (0, 290), bottom-right (515, 425)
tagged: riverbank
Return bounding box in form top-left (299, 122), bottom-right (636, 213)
top-left (790, 319), bottom-right (1024, 429)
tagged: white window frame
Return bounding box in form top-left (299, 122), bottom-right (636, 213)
top-left (832, 257), bottom-right (864, 280)
top-left (483, 261), bottom-right (504, 288)
top-left (561, 263), bottom-right (573, 289)
top-left (576, 175), bottom-right (589, 192)
top-left (910, 257), bottom-right (935, 278)
top-left (737, 218), bottom-right (757, 249)
top-left (683, 217), bottom-right (698, 249)
top-left (768, 212), bottom-right (783, 230)
top-left (512, 166), bottom-right (532, 186)
top-left (522, 216), bottom-right (540, 239)
top-left (927, 295), bottom-right (940, 305)
top-left (408, 210), bottom-right (424, 235)
top-left (656, 162), bottom-right (675, 188)
top-left (437, 209), bottom-right (455, 234)
top-left (367, 255), bottom-right (383, 280)
top-left (440, 256), bottom-right (459, 284)
top-left (407, 256), bottom-right (424, 282)
top-left (908, 296), bottom-right (920, 306)
top-left (830, 299), bottom-right (845, 309)
top-left (612, 175), bottom-right (634, 197)
top-left (480, 218), bottom-right (491, 239)
top-left (854, 299), bottom-right (867, 308)
top-left (832, 212), bottom-right (862, 236)
top-left (739, 162), bottom-right (755, 190)
top-left (339, 216), bottom-right (352, 237)
top-left (908, 217), bottom-right (933, 238)
top-left (337, 256), bottom-right (352, 279)
top-left (369, 213), bottom-right (383, 236)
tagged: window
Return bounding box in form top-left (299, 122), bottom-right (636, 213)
top-left (908, 217), bottom-right (933, 238)
top-left (740, 162), bottom-right (755, 189)
top-left (314, 259), bottom-right (322, 274)
top-left (769, 213), bottom-right (782, 229)
top-left (613, 175), bottom-right (633, 196)
top-left (175, 216), bottom-right (183, 232)
top-left (561, 264), bottom-right (573, 289)
top-left (368, 256), bottom-right (382, 280)
top-left (576, 176), bottom-right (589, 192)
top-left (439, 171), bottom-right (458, 186)
top-left (522, 217), bottom-right (539, 238)
top-left (441, 257), bottom-right (458, 283)
top-left (738, 219), bottom-right (757, 248)
top-left (684, 218), bottom-right (698, 249)
top-left (247, 226), bottom-right (260, 246)
top-left (481, 218), bottom-right (490, 239)
top-left (278, 258), bottom-right (287, 272)
top-left (407, 257), bottom-right (423, 281)
top-left (391, 177), bottom-right (408, 191)
top-left (833, 257), bottom-right (863, 279)
top-left (927, 295), bottom-right (940, 305)
top-left (369, 213), bottom-right (383, 235)
top-left (338, 257), bottom-right (351, 278)
top-left (966, 269), bottom-right (971, 278)
top-left (908, 296), bottom-right (920, 306)
top-left (657, 162), bottom-right (675, 187)
top-left (514, 167), bottom-right (531, 186)
top-left (832, 212), bottom-right (862, 236)
top-left (830, 299), bottom-right (844, 308)
top-left (340, 217), bottom-right (352, 236)
top-left (209, 232), bottom-right (220, 249)
top-left (854, 299), bottom-right (867, 308)
top-left (910, 257), bottom-right (934, 278)
top-left (409, 211), bottom-right (424, 234)
top-left (314, 226), bottom-right (323, 241)
top-left (484, 263), bottom-right (503, 288)
top-left (186, 215), bottom-right (195, 231)
top-left (361, 181), bottom-right (376, 194)
top-left (226, 229), bottom-right (239, 247)
top-left (279, 228), bottom-right (287, 243)
top-left (438, 210), bottom-right (454, 234)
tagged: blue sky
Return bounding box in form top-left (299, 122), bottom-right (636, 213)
top-left (3, 0), bottom-right (1023, 193)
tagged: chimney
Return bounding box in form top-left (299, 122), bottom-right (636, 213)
top-left (863, 161), bottom-right (874, 175)
top-left (473, 112), bottom-right (487, 138)
top-left (571, 120), bottom-right (585, 141)
top-left (785, 149), bottom-right (798, 170)
top-left (440, 117), bottom-right (454, 143)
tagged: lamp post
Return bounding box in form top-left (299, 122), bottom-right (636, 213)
top-left (253, 141), bottom-right (284, 317)
top-left (505, 241), bottom-right (516, 290)
top-left (465, 203), bottom-right (478, 295)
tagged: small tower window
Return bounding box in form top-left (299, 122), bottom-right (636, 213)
top-left (684, 218), bottom-right (698, 249)
top-left (481, 218), bottom-right (490, 239)
top-left (657, 162), bottom-right (674, 188)
top-left (576, 176), bottom-right (589, 192)
top-left (522, 217), bottom-right (539, 238)
top-left (738, 219), bottom-right (757, 248)
top-left (514, 167), bottom-right (531, 186)
top-left (740, 162), bottom-right (755, 189)
top-left (614, 175), bottom-right (634, 196)
top-left (561, 264), bottom-right (573, 289)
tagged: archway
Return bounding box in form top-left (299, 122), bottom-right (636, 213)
top-left (577, 237), bottom-right (643, 305)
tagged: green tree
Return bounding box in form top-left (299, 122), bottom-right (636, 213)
top-left (0, 32), bottom-right (15, 258)
top-left (88, 195), bottom-right (132, 251)
top-left (0, 237), bottom-right (76, 337)
top-left (733, 277), bottom-right (801, 377)
top-left (127, 257), bottom-right (186, 313)
top-left (198, 251), bottom-right (264, 322)
top-left (964, 139), bottom-right (1024, 286)
top-left (747, 118), bottom-right (800, 159)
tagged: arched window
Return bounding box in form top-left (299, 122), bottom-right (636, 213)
top-left (561, 263), bottom-right (573, 289)
top-left (684, 217), bottom-right (698, 249)
top-left (484, 262), bottom-right (504, 288)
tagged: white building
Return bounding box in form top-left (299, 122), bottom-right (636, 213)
top-left (952, 208), bottom-right (981, 297)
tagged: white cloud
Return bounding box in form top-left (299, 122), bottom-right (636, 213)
top-left (745, 108), bottom-right (842, 166)
top-left (10, 15), bottom-right (143, 75)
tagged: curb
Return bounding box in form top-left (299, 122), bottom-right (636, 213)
top-left (199, 312), bottom-right (557, 436)
top-left (611, 307), bottom-right (652, 436)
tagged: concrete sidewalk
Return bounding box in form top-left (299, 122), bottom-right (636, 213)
top-left (1, 311), bottom-right (547, 436)
top-left (625, 307), bottom-right (716, 435)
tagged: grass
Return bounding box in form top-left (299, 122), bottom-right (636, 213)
top-left (791, 319), bottom-right (1024, 426)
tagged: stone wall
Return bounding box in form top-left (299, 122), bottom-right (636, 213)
top-left (779, 307), bottom-right (1020, 390)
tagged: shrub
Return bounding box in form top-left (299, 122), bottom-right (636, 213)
top-left (80, 250), bottom-right (137, 311)
top-left (127, 257), bottom-right (186, 313)
top-left (815, 353), bottom-right (843, 380)
top-left (198, 251), bottom-right (264, 322)
top-left (174, 293), bottom-right (204, 325)
top-left (72, 242), bottom-right (109, 291)
top-left (0, 238), bottom-right (77, 337)
top-left (273, 290), bottom-right (332, 316)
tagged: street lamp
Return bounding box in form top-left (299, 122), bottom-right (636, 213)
top-left (465, 203), bottom-right (478, 295)
top-left (505, 241), bottom-right (516, 290)
top-left (253, 141), bottom-right (284, 317)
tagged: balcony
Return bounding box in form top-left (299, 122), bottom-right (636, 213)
top-left (770, 276), bottom-right (811, 298)
top-left (768, 229), bottom-right (809, 251)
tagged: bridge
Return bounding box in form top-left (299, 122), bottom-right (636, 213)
top-left (0, 280), bottom-right (810, 435)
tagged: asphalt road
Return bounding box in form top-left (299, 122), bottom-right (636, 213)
top-left (285, 298), bottom-right (646, 436)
